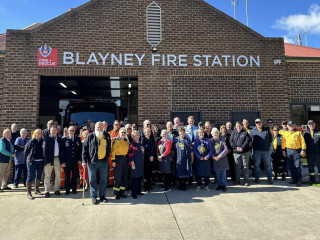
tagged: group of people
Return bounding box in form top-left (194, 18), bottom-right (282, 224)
top-left (0, 116), bottom-right (319, 205)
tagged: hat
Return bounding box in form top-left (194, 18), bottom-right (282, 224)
top-left (308, 120), bottom-right (315, 124)
top-left (281, 121), bottom-right (287, 125)
top-left (159, 120), bottom-right (164, 124)
top-left (267, 119), bottom-right (273, 123)
top-left (287, 121), bottom-right (295, 126)
top-left (255, 118), bottom-right (262, 123)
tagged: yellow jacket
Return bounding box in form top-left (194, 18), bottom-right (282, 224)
top-left (111, 138), bottom-right (129, 161)
top-left (281, 130), bottom-right (306, 151)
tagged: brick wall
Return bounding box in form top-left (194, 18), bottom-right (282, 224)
top-left (2, 0), bottom-right (290, 131)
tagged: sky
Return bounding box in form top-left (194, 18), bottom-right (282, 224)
top-left (1, 0), bottom-right (320, 48)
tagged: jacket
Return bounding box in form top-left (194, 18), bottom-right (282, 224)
top-left (24, 138), bottom-right (44, 165)
top-left (250, 127), bottom-right (273, 151)
top-left (14, 137), bottom-right (31, 165)
top-left (303, 130), bottom-right (320, 155)
top-left (43, 136), bottom-right (65, 165)
top-left (0, 137), bottom-right (14, 163)
top-left (230, 129), bottom-right (251, 153)
top-left (61, 136), bottom-right (82, 166)
top-left (82, 131), bottom-right (111, 164)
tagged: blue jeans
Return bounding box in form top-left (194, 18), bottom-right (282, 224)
top-left (14, 164), bottom-right (27, 186)
top-left (88, 160), bottom-right (109, 199)
top-left (253, 150), bottom-right (272, 179)
top-left (215, 170), bottom-right (227, 187)
top-left (287, 149), bottom-right (302, 182)
top-left (27, 161), bottom-right (44, 183)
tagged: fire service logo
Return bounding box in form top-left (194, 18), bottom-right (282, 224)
top-left (37, 44), bottom-right (58, 67)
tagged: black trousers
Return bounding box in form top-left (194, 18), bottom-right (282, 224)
top-left (131, 177), bottom-right (142, 197)
top-left (144, 159), bottom-right (152, 191)
top-left (65, 165), bottom-right (78, 192)
top-left (113, 156), bottom-right (128, 195)
top-left (163, 173), bottom-right (171, 189)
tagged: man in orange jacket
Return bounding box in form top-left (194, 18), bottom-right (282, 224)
top-left (107, 120), bottom-right (120, 185)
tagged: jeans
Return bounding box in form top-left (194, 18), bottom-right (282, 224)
top-left (27, 161), bottom-right (44, 183)
top-left (88, 160), bottom-right (108, 199)
top-left (287, 149), bottom-right (302, 182)
top-left (14, 164), bottom-right (27, 186)
top-left (215, 170), bottom-right (227, 187)
top-left (233, 151), bottom-right (251, 181)
top-left (252, 150), bottom-right (272, 179)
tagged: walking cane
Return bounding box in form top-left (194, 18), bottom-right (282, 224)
top-left (82, 163), bottom-right (86, 206)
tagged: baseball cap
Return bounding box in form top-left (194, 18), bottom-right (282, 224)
top-left (267, 119), bottom-right (273, 123)
top-left (308, 120), bottom-right (315, 124)
top-left (281, 121), bottom-right (287, 125)
top-left (255, 118), bottom-right (262, 123)
top-left (287, 121), bottom-right (295, 126)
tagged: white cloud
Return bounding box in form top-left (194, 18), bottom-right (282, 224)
top-left (282, 35), bottom-right (294, 44)
top-left (274, 4), bottom-right (320, 35)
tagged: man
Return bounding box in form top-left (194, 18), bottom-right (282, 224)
top-left (10, 123), bottom-right (20, 145)
top-left (107, 120), bottom-right (121, 186)
top-left (159, 121), bottom-right (165, 130)
top-left (103, 121), bottom-right (108, 132)
top-left (267, 119), bottom-right (274, 136)
top-left (230, 122), bottom-right (251, 186)
top-left (57, 125), bottom-right (63, 138)
top-left (74, 122), bottom-right (80, 136)
top-left (166, 121), bottom-right (178, 142)
top-left (226, 122), bottom-right (233, 134)
top-left (173, 117), bottom-right (180, 131)
top-left (279, 121), bottom-right (289, 138)
top-left (204, 121), bottom-right (212, 139)
top-left (62, 126), bottom-right (82, 194)
top-left (82, 122), bottom-right (111, 204)
top-left (250, 118), bottom-right (273, 184)
top-left (140, 120), bottom-right (154, 144)
top-left (124, 117), bottom-right (129, 125)
top-left (282, 121), bottom-right (306, 186)
top-left (210, 120), bottom-right (216, 129)
top-left (43, 120), bottom-right (54, 139)
top-left (185, 116), bottom-right (199, 142)
top-left (303, 120), bottom-right (320, 184)
top-left (0, 129), bottom-right (15, 191)
top-left (125, 124), bottom-right (133, 142)
top-left (242, 119), bottom-right (251, 133)
top-left (43, 126), bottom-right (65, 197)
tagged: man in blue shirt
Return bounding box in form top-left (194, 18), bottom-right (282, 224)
top-left (185, 116), bottom-right (199, 143)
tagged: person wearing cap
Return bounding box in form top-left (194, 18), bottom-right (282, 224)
top-left (107, 120), bottom-right (121, 186)
top-left (230, 121), bottom-right (251, 185)
top-left (303, 120), bottom-right (320, 184)
top-left (185, 116), bottom-right (199, 143)
top-left (282, 121), bottom-right (306, 186)
top-left (267, 119), bottom-right (274, 136)
top-left (279, 121), bottom-right (289, 138)
top-left (250, 118), bottom-right (273, 184)
top-left (271, 126), bottom-right (286, 181)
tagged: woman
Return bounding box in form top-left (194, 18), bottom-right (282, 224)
top-left (111, 127), bottom-right (129, 200)
top-left (193, 128), bottom-right (213, 191)
top-left (271, 126), bottom-right (286, 181)
top-left (24, 129), bottom-right (44, 200)
top-left (211, 128), bottom-right (229, 192)
top-left (13, 128), bottom-right (31, 188)
top-left (128, 130), bottom-right (145, 199)
top-left (173, 126), bottom-right (193, 191)
top-left (152, 124), bottom-right (161, 183)
top-left (220, 125), bottom-right (235, 182)
top-left (0, 129), bottom-right (15, 192)
top-left (142, 128), bottom-right (155, 192)
top-left (204, 121), bottom-right (213, 139)
top-left (79, 130), bottom-right (90, 190)
top-left (157, 130), bottom-right (172, 191)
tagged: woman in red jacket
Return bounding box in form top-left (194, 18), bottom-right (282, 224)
top-left (157, 130), bottom-right (172, 191)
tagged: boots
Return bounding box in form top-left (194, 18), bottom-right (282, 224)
top-left (310, 175), bottom-right (316, 184)
top-left (27, 183), bottom-right (34, 200)
top-left (120, 189), bottom-right (127, 198)
top-left (34, 180), bottom-right (43, 195)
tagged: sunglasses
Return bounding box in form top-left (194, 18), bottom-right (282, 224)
top-left (273, 129), bottom-right (279, 131)
top-left (255, 122), bottom-right (262, 124)
top-left (121, 132), bottom-right (126, 134)
top-left (268, 122), bottom-right (273, 124)
top-left (114, 124), bottom-right (120, 126)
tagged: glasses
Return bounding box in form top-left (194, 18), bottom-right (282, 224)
top-left (146, 124), bottom-right (151, 126)
top-left (114, 124), bottom-right (120, 126)
top-left (255, 122), bottom-right (262, 124)
top-left (69, 130), bottom-right (75, 132)
top-left (268, 122), bottom-right (273, 124)
top-left (121, 132), bottom-right (126, 135)
top-left (273, 129), bottom-right (279, 131)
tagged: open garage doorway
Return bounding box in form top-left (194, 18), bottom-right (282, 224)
top-left (39, 76), bottom-right (138, 129)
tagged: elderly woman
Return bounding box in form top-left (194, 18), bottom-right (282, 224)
top-left (142, 127), bottom-right (155, 192)
top-left (220, 125), bottom-right (235, 182)
top-left (204, 121), bottom-right (213, 139)
top-left (193, 128), bottom-right (213, 191)
top-left (24, 129), bottom-right (44, 200)
top-left (173, 126), bottom-right (193, 191)
top-left (125, 124), bottom-right (133, 143)
top-left (13, 128), bottom-right (31, 188)
top-left (10, 123), bottom-right (20, 145)
top-left (157, 129), bottom-right (172, 191)
top-left (128, 130), bottom-right (145, 199)
top-left (0, 129), bottom-right (15, 192)
top-left (111, 127), bottom-right (129, 199)
top-left (211, 128), bottom-right (229, 192)
top-left (152, 124), bottom-right (161, 183)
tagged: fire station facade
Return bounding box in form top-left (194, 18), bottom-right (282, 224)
top-left (0, 0), bottom-right (320, 131)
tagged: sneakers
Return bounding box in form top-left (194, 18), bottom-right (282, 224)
top-left (195, 186), bottom-right (201, 191)
top-left (100, 196), bottom-right (108, 203)
top-left (115, 195), bottom-right (121, 200)
top-left (204, 186), bottom-right (210, 191)
top-left (244, 180), bottom-right (250, 186)
top-left (255, 179), bottom-right (261, 184)
top-left (45, 192), bottom-right (50, 198)
top-left (132, 195), bottom-right (137, 199)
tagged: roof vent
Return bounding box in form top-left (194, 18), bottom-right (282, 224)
top-left (146, 2), bottom-right (162, 48)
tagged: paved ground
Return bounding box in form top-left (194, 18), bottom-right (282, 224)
top-left (1, 175), bottom-right (320, 240)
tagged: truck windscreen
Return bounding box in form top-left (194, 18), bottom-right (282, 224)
top-left (70, 112), bottom-right (116, 127)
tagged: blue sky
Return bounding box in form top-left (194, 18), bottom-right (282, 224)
top-left (1, 0), bottom-right (320, 48)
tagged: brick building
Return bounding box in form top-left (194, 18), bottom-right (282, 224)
top-left (0, 0), bottom-right (319, 132)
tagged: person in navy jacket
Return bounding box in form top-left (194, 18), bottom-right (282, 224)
top-left (62, 126), bottom-right (82, 194)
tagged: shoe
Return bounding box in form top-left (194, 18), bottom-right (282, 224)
top-left (289, 180), bottom-right (296, 184)
top-left (54, 191), bottom-right (60, 196)
top-left (92, 198), bottom-right (99, 205)
top-left (215, 186), bottom-right (222, 191)
top-left (132, 195), bottom-right (137, 199)
top-left (296, 181), bottom-right (302, 187)
top-left (120, 193), bottom-right (127, 198)
top-left (45, 192), bottom-right (50, 198)
top-left (244, 180), bottom-right (250, 186)
top-left (196, 186), bottom-right (201, 191)
top-left (4, 187), bottom-right (11, 190)
top-left (24, 183), bottom-right (26, 187)
top-left (34, 180), bottom-right (43, 195)
top-left (80, 184), bottom-right (83, 188)
top-left (100, 196), bottom-right (108, 203)
top-left (72, 190), bottom-right (77, 194)
top-left (137, 192), bottom-right (144, 196)
top-left (13, 185), bottom-right (18, 188)
top-left (205, 186), bottom-right (210, 191)
top-left (281, 174), bottom-right (286, 181)
top-left (255, 179), bottom-right (261, 184)
top-left (27, 182), bottom-right (34, 200)
top-left (115, 195), bottom-right (121, 200)
top-left (233, 181), bottom-right (240, 185)
top-left (273, 175), bottom-right (278, 181)
top-left (222, 186), bottom-right (227, 192)
top-left (268, 179), bottom-right (274, 184)
top-left (65, 191), bottom-right (70, 195)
